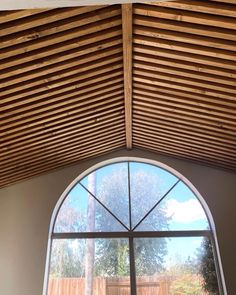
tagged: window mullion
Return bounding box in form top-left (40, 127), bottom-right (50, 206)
top-left (129, 237), bottom-right (137, 295)
top-left (128, 162), bottom-right (132, 230)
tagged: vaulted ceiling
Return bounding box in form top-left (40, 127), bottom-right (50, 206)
top-left (0, 0), bottom-right (236, 188)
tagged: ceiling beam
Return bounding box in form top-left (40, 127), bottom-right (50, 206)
top-left (122, 3), bottom-right (133, 149)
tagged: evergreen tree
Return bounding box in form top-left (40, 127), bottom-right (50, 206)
top-left (199, 238), bottom-right (219, 295)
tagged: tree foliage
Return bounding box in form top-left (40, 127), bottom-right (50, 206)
top-left (199, 238), bottom-right (219, 295)
top-left (50, 165), bottom-right (170, 278)
top-left (166, 256), bottom-right (203, 295)
top-left (95, 166), bottom-right (170, 276)
top-left (50, 200), bottom-right (86, 277)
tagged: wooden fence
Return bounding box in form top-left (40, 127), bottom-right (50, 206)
top-left (48, 276), bottom-right (171, 295)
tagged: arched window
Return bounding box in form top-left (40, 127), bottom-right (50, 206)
top-left (45, 158), bottom-right (224, 295)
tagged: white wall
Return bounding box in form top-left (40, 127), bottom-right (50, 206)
top-left (0, 149), bottom-right (235, 295)
top-left (0, 0), bottom-right (173, 10)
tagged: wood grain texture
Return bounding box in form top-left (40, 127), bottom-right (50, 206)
top-left (0, 0), bottom-right (236, 188)
top-left (122, 3), bottom-right (133, 149)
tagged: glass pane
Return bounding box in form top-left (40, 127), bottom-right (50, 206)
top-left (48, 238), bottom-right (130, 295)
top-left (54, 183), bottom-right (126, 233)
top-left (134, 237), bottom-right (220, 295)
top-left (129, 162), bottom-right (178, 230)
top-left (135, 181), bottom-right (209, 231)
top-left (81, 163), bottom-right (130, 228)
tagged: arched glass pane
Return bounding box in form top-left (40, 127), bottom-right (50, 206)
top-left (135, 181), bottom-right (209, 231)
top-left (48, 238), bottom-right (130, 295)
top-left (54, 183), bottom-right (126, 233)
top-left (80, 162), bottom-right (130, 228)
top-left (129, 162), bottom-right (178, 230)
top-left (133, 237), bottom-right (220, 295)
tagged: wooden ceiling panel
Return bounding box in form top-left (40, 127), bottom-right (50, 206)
top-left (0, 5), bottom-right (125, 187)
top-left (133, 1), bottom-right (236, 173)
top-left (0, 0), bottom-right (236, 188)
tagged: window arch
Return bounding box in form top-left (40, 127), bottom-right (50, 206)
top-left (45, 158), bottom-right (224, 295)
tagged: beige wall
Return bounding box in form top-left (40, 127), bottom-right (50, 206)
top-left (0, 0), bottom-right (173, 10)
top-left (0, 149), bottom-right (235, 295)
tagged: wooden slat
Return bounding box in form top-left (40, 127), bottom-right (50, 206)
top-left (0, 63), bottom-right (123, 107)
top-left (133, 13), bottom-right (236, 41)
top-left (134, 28), bottom-right (236, 61)
top-left (134, 143), bottom-right (236, 171)
top-left (1, 79), bottom-right (123, 132)
top-left (133, 111), bottom-right (236, 143)
top-left (134, 62), bottom-right (236, 95)
top-left (133, 140), bottom-right (236, 171)
top-left (134, 95), bottom-right (236, 128)
top-left (133, 87), bottom-right (236, 116)
top-left (134, 136), bottom-right (236, 168)
top-left (0, 9), bottom-right (53, 25)
top-left (1, 82), bottom-right (123, 127)
top-left (0, 36), bottom-right (122, 80)
top-left (133, 53), bottom-right (236, 85)
top-left (1, 90), bottom-right (124, 142)
top-left (133, 118), bottom-right (236, 148)
top-left (0, 126), bottom-right (125, 173)
top-left (0, 79), bottom-right (123, 134)
top-left (1, 107), bottom-right (124, 158)
top-left (0, 8), bottom-right (120, 60)
top-left (0, 44), bottom-right (122, 89)
top-left (1, 98), bottom-right (124, 148)
top-left (0, 134), bottom-right (125, 175)
top-left (134, 23), bottom-right (236, 52)
top-left (0, 18), bottom-right (122, 65)
top-left (133, 107), bottom-right (236, 136)
top-left (0, 6), bottom-right (111, 49)
top-left (212, 0), bottom-right (236, 3)
top-left (133, 72), bottom-right (235, 101)
top-left (0, 6), bottom-right (105, 37)
top-left (134, 43), bottom-right (236, 74)
top-left (0, 142), bottom-right (125, 188)
top-left (1, 113), bottom-right (124, 165)
top-left (0, 53), bottom-right (123, 102)
top-left (152, 1), bottom-right (236, 17)
top-left (133, 128), bottom-right (236, 160)
top-left (133, 4), bottom-right (236, 30)
top-left (122, 3), bottom-right (133, 149)
top-left (133, 81), bottom-right (236, 110)
top-left (0, 26), bottom-right (122, 75)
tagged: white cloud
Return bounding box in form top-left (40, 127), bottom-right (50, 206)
top-left (165, 198), bottom-right (206, 223)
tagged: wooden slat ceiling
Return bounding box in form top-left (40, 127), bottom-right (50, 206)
top-left (0, 0), bottom-right (236, 188)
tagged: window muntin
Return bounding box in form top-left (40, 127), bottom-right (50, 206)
top-left (54, 183), bottom-right (126, 233)
top-left (49, 160), bottom-right (222, 295)
top-left (80, 162), bottom-right (130, 228)
top-left (135, 181), bottom-right (209, 232)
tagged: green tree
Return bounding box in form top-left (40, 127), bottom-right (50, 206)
top-left (170, 273), bottom-right (203, 295)
top-left (50, 239), bottom-right (85, 278)
top-left (199, 238), bottom-right (219, 295)
top-left (166, 256), bottom-right (203, 295)
top-left (94, 166), bottom-right (170, 276)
